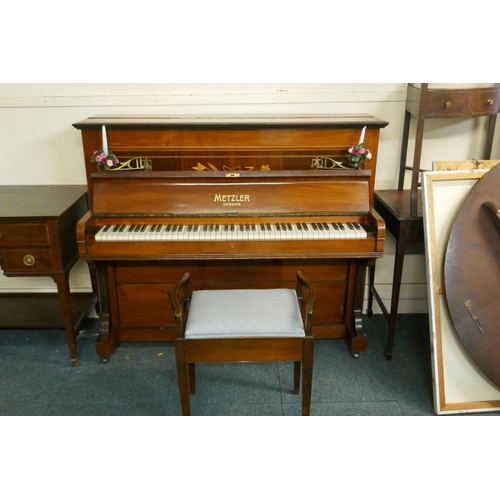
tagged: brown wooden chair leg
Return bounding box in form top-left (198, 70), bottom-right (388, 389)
top-left (175, 341), bottom-right (191, 416)
top-left (189, 363), bottom-right (196, 395)
top-left (293, 361), bottom-right (300, 394)
top-left (301, 337), bottom-right (314, 416)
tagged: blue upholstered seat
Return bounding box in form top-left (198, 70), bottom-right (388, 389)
top-left (185, 289), bottom-right (305, 339)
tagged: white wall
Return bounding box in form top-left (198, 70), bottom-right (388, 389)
top-left (1, 83), bottom-right (499, 313)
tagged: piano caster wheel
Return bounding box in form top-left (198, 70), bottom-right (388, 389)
top-left (101, 356), bottom-right (110, 364)
top-left (366, 308), bottom-right (373, 317)
top-left (71, 358), bottom-right (80, 367)
top-left (352, 351), bottom-right (361, 359)
top-left (384, 351), bottom-right (393, 361)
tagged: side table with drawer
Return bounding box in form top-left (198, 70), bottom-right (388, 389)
top-left (0, 185), bottom-right (96, 366)
top-left (367, 83), bottom-right (500, 359)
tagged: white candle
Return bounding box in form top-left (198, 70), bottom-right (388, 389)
top-left (358, 126), bottom-right (366, 145)
top-left (102, 125), bottom-right (109, 154)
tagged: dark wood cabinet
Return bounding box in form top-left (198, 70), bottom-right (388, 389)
top-left (0, 185), bottom-right (96, 365)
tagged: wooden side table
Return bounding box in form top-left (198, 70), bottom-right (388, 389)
top-left (367, 83), bottom-right (500, 359)
top-left (0, 185), bottom-right (96, 366)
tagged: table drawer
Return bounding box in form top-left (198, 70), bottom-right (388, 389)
top-left (1, 249), bottom-right (54, 272)
top-left (424, 90), bottom-right (468, 117)
top-left (0, 223), bottom-right (50, 246)
top-left (467, 88), bottom-right (500, 115)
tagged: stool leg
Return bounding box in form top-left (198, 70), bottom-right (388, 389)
top-left (175, 340), bottom-right (191, 416)
top-left (189, 363), bottom-right (196, 395)
top-left (301, 337), bottom-right (314, 416)
top-left (293, 361), bottom-right (300, 394)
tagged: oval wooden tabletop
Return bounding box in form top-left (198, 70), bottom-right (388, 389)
top-left (444, 165), bottom-right (500, 389)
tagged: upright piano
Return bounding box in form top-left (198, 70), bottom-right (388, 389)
top-left (73, 114), bottom-right (388, 361)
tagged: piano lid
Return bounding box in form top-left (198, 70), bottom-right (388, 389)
top-left (73, 113), bottom-right (389, 131)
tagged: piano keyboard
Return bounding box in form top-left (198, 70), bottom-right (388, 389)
top-left (95, 222), bottom-right (368, 242)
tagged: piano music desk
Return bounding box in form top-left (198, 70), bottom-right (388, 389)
top-left (0, 185), bottom-right (97, 366)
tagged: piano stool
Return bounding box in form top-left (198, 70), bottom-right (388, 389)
top-left (171, 271), bottom-right (316, 416)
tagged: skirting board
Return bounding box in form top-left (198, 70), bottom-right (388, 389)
top-left (422, 169), bottom-right (500, 414)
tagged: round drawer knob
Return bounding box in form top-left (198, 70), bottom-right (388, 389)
top-left (487, 99), bottom-right (494, 105)
top-left (445, 101), bottom-right (452, 108)
top-left (23, 254), bottom-right (35, 266)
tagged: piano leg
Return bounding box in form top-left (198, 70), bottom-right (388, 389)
top-left (366, 260), bottom-right (375, 317)
top-left (346, 260), bottom-right (368, 358)
top-left (93, 262), bottom-right (118, 362)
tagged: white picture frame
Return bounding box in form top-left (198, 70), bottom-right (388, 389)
top-left (422, 169), bottom-right (500, 414)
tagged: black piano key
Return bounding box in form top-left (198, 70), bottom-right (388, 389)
top-left (103, 225), bottom-right (111, 233)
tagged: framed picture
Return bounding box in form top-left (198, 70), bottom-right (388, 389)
top-left (422, 169), bottom-right (500, 414)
